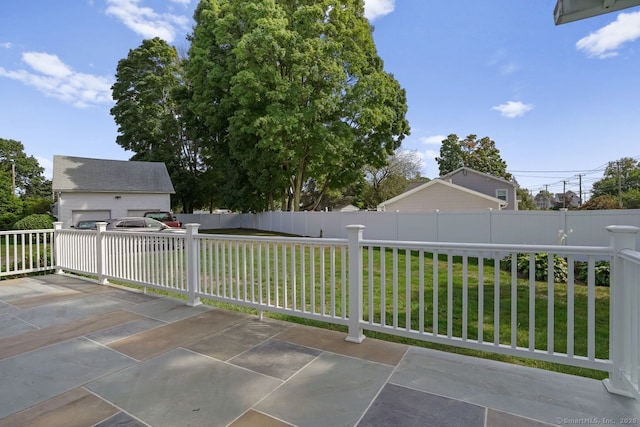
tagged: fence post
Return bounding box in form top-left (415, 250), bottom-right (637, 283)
top-left (185, 223), bottom-right (202, 307)
top-left (53, 222), bottom-right (63, 274)
top-left (345, 225), bottom-right (365, 343)
top-left (605, 225), bottom-right (639, 397)
top-left (96, 222), bottom-right (107, 285)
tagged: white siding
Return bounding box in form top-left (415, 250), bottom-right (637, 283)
top-left (57, 192), bottom-right (170, 228)
top-left (384, 183), bottom-right (502, 212)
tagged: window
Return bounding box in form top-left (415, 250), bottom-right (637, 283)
top-left (496, 189), bottom-right (507, 201)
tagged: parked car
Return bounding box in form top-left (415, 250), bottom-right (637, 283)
top-left (143, 211), bottom-right (182, 228)
top-left (74, 220), bottom-right (100, 230)
top-left (104, 217), bottom-right (185, 233)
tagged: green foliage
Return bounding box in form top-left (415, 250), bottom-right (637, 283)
top-left (186, 0), bottom-right (410, 211)
top-left (590, 157), bottom-right (640, 209)
top-left (0, 138), bottom-right (51, 199)
top-left (575, 261), bottom-right (610, 287)
top-left (111, 37), bottom-right (210, 213)
top-left (579, 195), bottom-right (619, 210)
top-left (0, 213), bottom-right (20, 231)
top-left (0, 139), bottom-right (52, 229)
top-left (503, 253), bottom-right (568, 283)
top-left (516, 188), bottom-right (536, 210)
top-left (361, 150), bottom-right (423, 209)
top-left (22, 198), bottom-right (53, 215)
top-left (13, 214), bottom-right (54, 230)
top-left (436, 134), bottom-right (512, 180)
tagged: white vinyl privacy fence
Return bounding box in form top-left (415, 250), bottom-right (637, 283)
top-left (2, 222), bottom-right (639, 400)
top-left (178, 209), bottom-right (640, 247)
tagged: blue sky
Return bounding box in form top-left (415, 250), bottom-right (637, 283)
top-left (1, 0), bottom-right (640, 199)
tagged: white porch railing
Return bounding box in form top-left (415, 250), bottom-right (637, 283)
top-left (10, 222), bottom-right (640, 399)
top-left (0, 229), bottom-right (55, 277)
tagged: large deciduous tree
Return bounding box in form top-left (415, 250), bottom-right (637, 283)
top-left (111, 37), bottom-right (208, 212)
top-left (186, 0), bottom-right (410, 211)
top-left (436, 134), bottom-right (512, 180)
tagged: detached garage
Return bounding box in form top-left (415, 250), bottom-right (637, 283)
top-left (52, 155), bottom-right (175, 228)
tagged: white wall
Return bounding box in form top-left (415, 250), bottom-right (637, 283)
top-left (58, 192), bottom-right (171, 228)
top-left (178, 209), bottom-right (640, 247)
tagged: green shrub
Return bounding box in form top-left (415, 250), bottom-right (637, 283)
top-left (503, 253), bottom-right (568, 283)
top-left (575, 261), bottom-right (610, 287)
top-left (13, 214), bottom-right (55, 230)
top-left (0, 213), bottom-right (20, 231)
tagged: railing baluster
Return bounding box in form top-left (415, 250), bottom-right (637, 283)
top-left (447, 251), bottom-right (453, 338)
top-left (510, 251), bottom-right (517, 348)
top-left (547, 252), bottom-right (555, 354)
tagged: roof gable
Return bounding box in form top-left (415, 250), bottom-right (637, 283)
top-left (378, 178), bottom-right (506, 209)
top-left (441, 167), bottom-right (516, 188)
top-left (52, 156), bottom-right (175, 194)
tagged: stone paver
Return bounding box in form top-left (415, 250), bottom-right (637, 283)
top-left (1, 274), bottom-right (638, 426)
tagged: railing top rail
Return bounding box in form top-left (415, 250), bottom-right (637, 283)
top-left (361, 238), bottom-right (612, 256)
top-left (0, 229), bottom-right (54, 235)
top-left (196, 233), bottom-right (347, 246)
top-left (619, 248), bottom-right (640, 264)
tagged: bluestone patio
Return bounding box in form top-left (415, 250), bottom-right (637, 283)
top-left (0, 274), bottom-right (637, 427)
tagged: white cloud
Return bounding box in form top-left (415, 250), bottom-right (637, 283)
top-left (105, 0), bottom-right (190, 43)
top-left (1, 42), bottom-right (12, 49)
top-left (491, 100), bottom-right (533, 118)
top-left (168, 0), bottom-right (191, 5)
top-left (576, 11), bottom-right (640, 59)
top-left (0, 52), bottom-right (113, 108)
top-left (364, 0), bottom-right (395, 21)
top-left (22, 52), bottom-right (73, 78)
top-left (420, 135), bottom-right (446, 146)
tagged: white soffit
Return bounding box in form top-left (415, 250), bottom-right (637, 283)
top-left (554, 0), bottom-right (640, 24)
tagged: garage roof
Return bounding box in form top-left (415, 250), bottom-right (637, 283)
top-left (52, 155), bottom-right (175, 194)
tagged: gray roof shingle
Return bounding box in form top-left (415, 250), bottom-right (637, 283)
top-left (52, 155), bottom-right (175, 193)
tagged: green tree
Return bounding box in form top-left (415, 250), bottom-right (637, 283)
top-left (111, 37), bottom-right (209, 213)
top-left (0, 138), bottom-right (51, 198)
top-left (0, 138), bottom-right (51, 229)
top-left (591, 157), bottom-right (640, 208)
top-left (186, 0), bottom-right (410, 212)
top-left (579, 194), bottom-right (620, 210)
top-left (362, 150), bottom-right (423, 208)
top-left (436, 134), bottom-right (512, 180)
top-left (516, 188), bottom-right (536, 210)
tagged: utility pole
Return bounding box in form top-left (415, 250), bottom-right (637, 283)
top-left (562, 180), bottom-right (566, 208)
top-left (577, 174), bottom-right (583, 206)
top-left (11, 160), bottom-right (16, 197)
top-left (616, 161), bottom-right (623, 208)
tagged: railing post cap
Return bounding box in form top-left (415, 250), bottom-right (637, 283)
top-left (345, 224), bottom-right (366, 230)
top-left (606, 225), bottom-right (640, 234)
top-left (184, 223), bottom-right (201, 229)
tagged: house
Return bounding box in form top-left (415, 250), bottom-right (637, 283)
top-left (52, 155), bottom-right (175, 228)
top-left (554, 191), bottom-right (581, 209)
top-left (377, 167), bottom-right (517, 212)
top-left (440, 167), bottom-right (519, 210)
top-left (376, 178), bottom-right (507, 212)
top-left (534, 192), bottom-right (555, 209)
top-left (335, 204), bottom-right (359, 212)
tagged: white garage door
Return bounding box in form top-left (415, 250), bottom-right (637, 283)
top-left (71, 210), bottom-right (111, 227)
